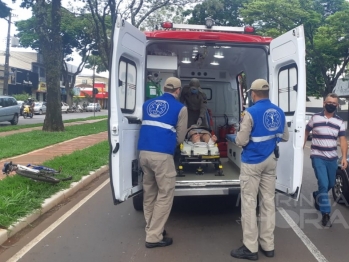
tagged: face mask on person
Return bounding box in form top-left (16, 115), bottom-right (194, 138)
top-left (325, 103), bottom-right (337, 113)
top-left (190, 87), bottom-right (199, 94)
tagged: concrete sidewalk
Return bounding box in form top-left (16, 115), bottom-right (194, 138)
top-left (0, 119), bottom-right (108, 180)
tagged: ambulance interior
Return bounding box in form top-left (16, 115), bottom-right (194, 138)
top-left (145, 42), bottom-right (269, 184)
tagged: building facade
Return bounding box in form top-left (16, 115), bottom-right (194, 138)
top-left (0, 50), bottom-right (77, 102)
top-left (74, 73), bottom-right (109, 109)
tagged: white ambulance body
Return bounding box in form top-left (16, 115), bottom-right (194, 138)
top-left (108, 17), bottom-right (306, 209)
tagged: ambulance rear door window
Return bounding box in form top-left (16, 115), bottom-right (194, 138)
top-left (278, 65), bottom-right (297, 114)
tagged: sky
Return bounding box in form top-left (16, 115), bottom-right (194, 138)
top-left (0, 0), bottom-right (32, 51)
top-left (0, 0), bottom-right (104, 76)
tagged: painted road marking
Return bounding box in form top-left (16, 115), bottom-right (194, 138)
top-left (7, 179), bottom-right (328, 262)
top-left (277, 207), bottom-right (328, 262)
top-left (8, 178), bottom-right (110, 262)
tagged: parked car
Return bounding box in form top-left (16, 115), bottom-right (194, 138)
top-left (33, 102), bottom-right (47, 115)
top-left (305, 112), bottom-right (314, 140)
top-left (61, 102), bottom-right (69, 113)
top-left (332, 157), bottom-right (349, 205)
top-left (86, 103), bottom-right (101, 112)
top-left (17, 100), bottom-right (24, 116)
top-left (0, 96), bottom-right (20, 125)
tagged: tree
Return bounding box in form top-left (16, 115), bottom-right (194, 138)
top-left (60, 12), bottom-right (95, 106)
top-left (241, 0), bottom-right (349, 97)
top-left (16, 8), bottom-right (95, 107)
top-left (17, 0), bottom-right (64, 131)
top-left (183, 0), bottom-right (247, 26)
top-left (82, 0), bottom-right (197, 70)
top-left (139, 5), bottom-right (188, 31)
top-left (0, 1), bottom-right (11, 18)
top-left (85, 54), bottom-right (107, 73)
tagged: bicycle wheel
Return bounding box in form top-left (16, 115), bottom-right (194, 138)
top-left (60, 176), bottom-right (73, 181)
top-left (16, 169), bottom-right (60, 184)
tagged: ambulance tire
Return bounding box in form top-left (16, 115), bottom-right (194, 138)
top-left (133, 193), bottom-right (144, 211)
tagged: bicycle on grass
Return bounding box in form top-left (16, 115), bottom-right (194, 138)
top-left (2, 162), bottom-right (72, 184)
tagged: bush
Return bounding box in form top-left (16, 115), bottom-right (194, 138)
top-left (12, 93), bottom-right (31, 101)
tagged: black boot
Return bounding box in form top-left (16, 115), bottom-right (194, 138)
top-left (145, 237), bottom-right (173, 248)
top-left (231, 245), bottom-right (258, 260)
top-left (260, 246), bottom-right (275, 257)
top-left (322, 213), bottom-right (331, 227)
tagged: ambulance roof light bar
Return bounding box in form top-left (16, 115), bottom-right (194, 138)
top-left (160, 21), bottom-right (255, 34)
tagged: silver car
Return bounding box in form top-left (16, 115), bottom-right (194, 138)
top-left (0, 96), bottom-right (20, 125)
top-left (86, 103), bottom-right (101, 112)
top-left (305, 112), bottom-right (314, 140)
top-left (34, 102), bottom-right (47, 115)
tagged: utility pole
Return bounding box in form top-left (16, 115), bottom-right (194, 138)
top-left (3, 13), bottom-right (12, 95)
top-left (92, 65), bottom-right (96, 117)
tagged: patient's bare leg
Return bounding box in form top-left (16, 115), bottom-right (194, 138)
top-left (191, 134), bottom-right (201, 143)
top-left (201, 134), bottom-right (211, 143)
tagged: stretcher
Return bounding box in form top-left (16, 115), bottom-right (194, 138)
top-left (177, 126), bottom-right (224, 177)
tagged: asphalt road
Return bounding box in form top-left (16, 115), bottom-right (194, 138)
top-left (1, 143), bottom-right (349, 262)
top-left (0, 110), bottom-right (108, 126)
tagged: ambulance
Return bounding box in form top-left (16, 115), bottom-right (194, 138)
top-left (108, 17), bottom-right (306, 210)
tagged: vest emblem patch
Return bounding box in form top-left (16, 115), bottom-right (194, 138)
top-left (263, 109), bottom-right (281, 131)
top-left (147, 100), bottom-right (170, 118)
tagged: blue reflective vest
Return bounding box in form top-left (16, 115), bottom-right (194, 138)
top-left (242, 99), bottom-right (286, 164)
top-left (138, 93), bottom-right (183, 155)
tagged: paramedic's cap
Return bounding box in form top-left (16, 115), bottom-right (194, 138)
top-left (247, 79), bottom-right (269, 92)
top-left (164, 77), bottom-right (181, 90)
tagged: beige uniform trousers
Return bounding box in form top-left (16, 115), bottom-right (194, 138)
top-left (139, 150), bottom-right (177, 243)
top-left (240, 153), bottom-right (277, 253)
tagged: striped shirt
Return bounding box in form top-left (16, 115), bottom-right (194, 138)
top-left (306, 111), bottom-right (346, 160)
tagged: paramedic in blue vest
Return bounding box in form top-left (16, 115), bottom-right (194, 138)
top-left (231, 79), bottom-right (289, 260)
top-left (138, 77), bottom-right (188, 248)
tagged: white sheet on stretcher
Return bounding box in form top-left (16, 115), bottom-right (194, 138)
top-left (186, 141), bottom-right (215, 147)
top-left (181, 141), bottom-right (220, 156)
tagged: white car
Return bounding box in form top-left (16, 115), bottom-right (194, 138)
top-left (61, 102), bottom-right (69, 113)
top-left (86, 103), bottom-right (101, 112)
top-left (33, 102), bottom-right (46, 115)
top-left (17, 101), bottom-right (24, 116)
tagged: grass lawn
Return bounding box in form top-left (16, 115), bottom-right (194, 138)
top-left (0, 140), bottom-right (109, 229)
top-left (0, 115), bottom-right (107, 133)
top-left (0, 120), bottom-right (107, 159)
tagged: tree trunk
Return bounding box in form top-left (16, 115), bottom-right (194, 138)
top-left (35, 0), bottom-right (64, 132)
top-left (43, 50), bottom-right (64, 131)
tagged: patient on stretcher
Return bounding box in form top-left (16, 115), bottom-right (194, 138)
top-left (187, 127), bottom-right (217, 145)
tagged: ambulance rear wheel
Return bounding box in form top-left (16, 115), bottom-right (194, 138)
top-left (133, 194), bottom-right (143, 211)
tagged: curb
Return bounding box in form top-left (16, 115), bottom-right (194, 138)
top-left (0, 165), bottom-right (109, 246)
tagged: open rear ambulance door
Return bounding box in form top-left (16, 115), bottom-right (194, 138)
top-left (109, 17), bottom-right (146, 204)
top-left (269, 25), bottom-right (306, 200)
